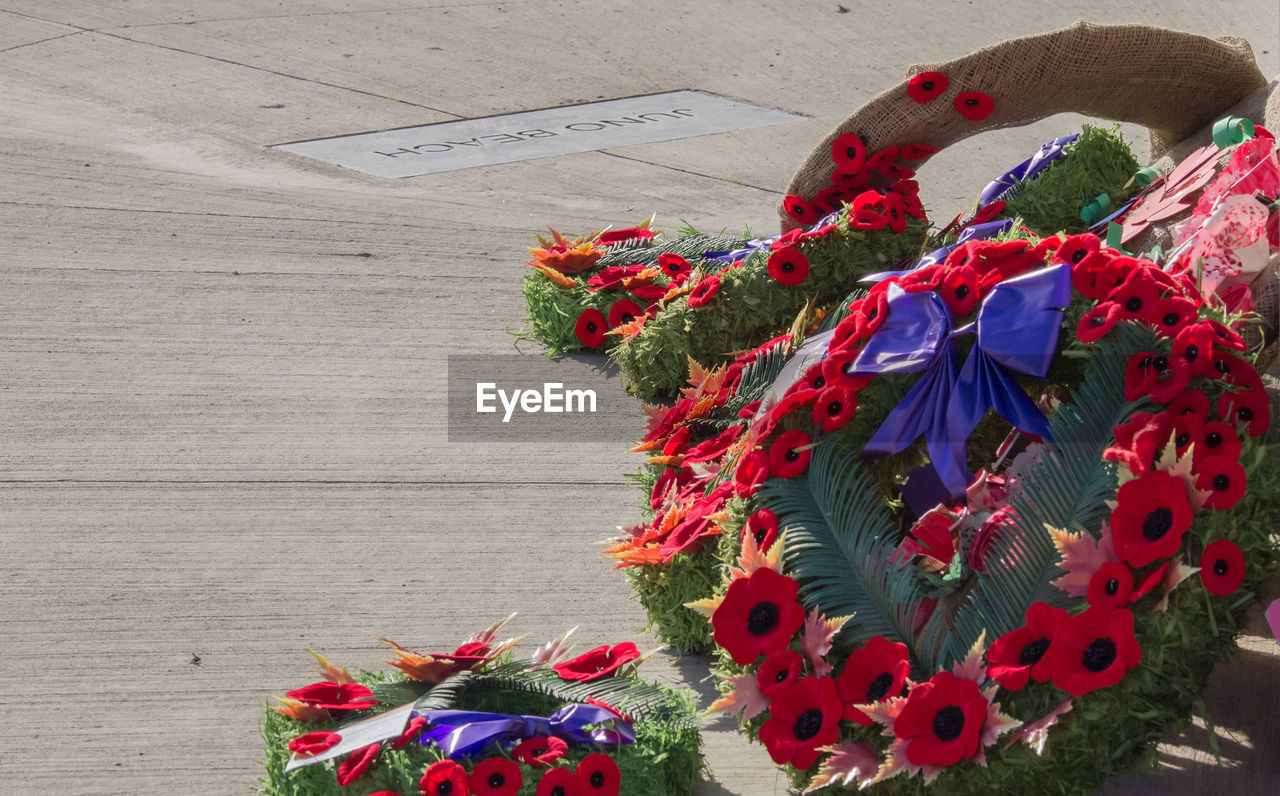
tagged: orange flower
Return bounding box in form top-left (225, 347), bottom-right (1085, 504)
top-left (526, 227), bottom-right (605, 275)
top-left (269, 697), bottom-right (331, 723)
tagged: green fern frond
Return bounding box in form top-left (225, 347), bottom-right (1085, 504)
top-left (935, 323), bottom-right (1157, 666)
top-left (761, 441), bottom-right (932, 668)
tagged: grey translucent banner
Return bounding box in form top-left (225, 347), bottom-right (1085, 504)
top-left (272, 90), bottom-right (804, 177)
top-left (447, 354), bottom-right (644, 443)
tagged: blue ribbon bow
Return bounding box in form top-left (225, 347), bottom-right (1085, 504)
top-left (850, 264), bottom-right (1071, 498)
top-left (414, 703), bottom-right (635, 758)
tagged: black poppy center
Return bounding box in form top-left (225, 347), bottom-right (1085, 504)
top-left (1142, 507), bottom-right (1174, 542)
top-left (954, 284), bottom-right (970, 300)
top-left (1213, 474), bottom-right (1231, 491)
top-left (621, 313), bottom-right (634, 324)
top-left (1206, 432), bottom-right (1224, 448)
top-left (585, 321), bottom-right (598, 333)
top-left (964, 97), bottom-right (979, 107)
top-left (488, 772), bottom-right (506, 788)
top-left (1184, 344), bottom-right (1200, 362)
top-left (781, 261), bottom-right (795, 273)
top-left (1213, 558), bottom-right (1230, 576)
top-left (551, 787), bottom-right (567, 796)
top-left (826, 400), bottom-right (843, 417)
top-left (1018, 637), bottom-right (1051, 666)
top-left (785, 448), bottom-right (800, 462)
top-left (921, 80), bottom-right (935, 92)
top-left (1216, 359), bottom-right (1232, 375)
top-left (754, 526), bottom-right (769, 547)
top-left (793, 709), bottom-right (824, 742)
top-left (590, 771), bottom-right (606, 788)
top-left (1176, 432), bottom-right (1191, 448)
top-left (1163, 312), bottom-right (1181, 327)
top-left (437, 782), bottom-right (454, 796)
top-left (746, 601), bottom-right (779, 636)
top-left (1104, 578), bottom-right (1121, 596)
top-left (812, 375), bottom-right (826, 389)
top-left (1082, 637), bottom-right (1118, 672)
top-left (1153, 356), bottom-right (1169, 372)
top-left (846, 147), bottom-right (859, 159)
top-left (775, 665), bottom-right (791, 683)
top-left (1126, 297), bottom-right (1143, 312)
top-left (1091, 313), bottom-right (1107, 326)
top-left (932, 705), bottom-right (966, 742)
top-left (1238, 407), bottom-right (1254, 422)
top-left (1071, 247), bottom-right (1089, 263)
top-left (865, 672), bottom-right (895, 703)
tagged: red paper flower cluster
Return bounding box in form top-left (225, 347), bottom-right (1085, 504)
top-left (419, 752), bottom-right (621, 796)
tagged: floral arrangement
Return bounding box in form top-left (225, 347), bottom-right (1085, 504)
top-left (260, 617), bottom-right (703, 796)
top-left (690, 120), bottom-right (1280, 793)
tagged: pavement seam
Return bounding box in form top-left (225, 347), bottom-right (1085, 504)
top-left (97, 2), bottom-right (509, 30)
top-left (0, 30), bottom-right (87, 54)
top-left (597, 151), bottom-right (782, 194)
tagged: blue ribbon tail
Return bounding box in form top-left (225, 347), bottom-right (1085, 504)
top-left (863, 340), bottom-right (957, 460)
top-left (946, 347), bottom-right (1053, 485)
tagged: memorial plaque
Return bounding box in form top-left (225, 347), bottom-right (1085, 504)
top-left (272, 90), bottom-right (804, 177)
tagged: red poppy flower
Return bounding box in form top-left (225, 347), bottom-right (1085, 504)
top-left (1048, 606), bottom-right (1141, 697)
top-left (1168, 389), bottom-right (1210, 418)
top-left (1218, 388), bottom-right (1270, 436)
top-left (288, 730), bottom-right (342, 757)
top-left (968, 200), bottom-right (1007, 228)
top-left (815, 188), bottom-right (856, 214)
top-left (954, 91), bottom-right (994, 121)
top-left (769, 430), bottom-right (812, 478)
top-left (285, 681), bottom-right (379, 712)
top-left (744, 508), bottom-right (779, 552)
top-left (631, 284), bottom-right (668, 301)
top-left (899, 264), bottom-right (944, 293)
top-left (835, 636), bottom-right (910, 725)
top-left (607, 299), bottom-right (642, 329)
top-left (907, 71), bottom-right (949, 103)
top-left (469, 757), bottom-right (521, 796)
top-left (1110, 470), bottom-right (1192, 567)
top-left (1145, 296), bottom-right (1197, 338)
top-left (733, 449), bottom-right (770, 495)
top-left (798, 361), bottom-right (828, 393)
top-left (552, 642), bottom-right (640, 682)
top-left (655, 252), bottom-right (691, 282)
top-left (659, 515), bottom-right (712, 559)
top-left (758, 676), bottom-right (843, 769)
top-left (1071, 253), bottom-right (1128, 300)
top-left (1054, 233), bottom-right (1102, 267)
top-left (712, 567), bottom-right (806, 665)
top-left (1123, 351), bottom-right (1190, 403)
top-left (757, 648), bottom-right (804, 698)
top-left (830, 169), bottom-right (870, 189)
top-left (986, 601), bottom-right (1070, 692)
top-left (771, 229), bottom-right (804, 251)
top-left (1103, 410), bottom-right (1172, 477)
top-left (1087, 561), bottom-right (1134, 611)
top-left (812, 385), bottom-right (857, 432)
top-left (1199, 420), bottom-right (1242, 462)
top-left (574, 308), bottom-right (607, 348)
top-left (1206, 319), bottom-right (1247, 351)
top-left (831, 133), bottom-right (867, 173)
top-left (864, 146), bottom-right (900, 172)
top-left (1171, 412), bottom-right (1204, 458)
top-left (848, 208), bottom-right (889, 230)
top-left (1110, 269), bottom-right (1162, 321)
top-left (893, 671), bottom-right (988, 766)
top-left (1131, 561), bottom-right (1170, 603)
top-left (940, 264), bottom-right (979, 318)
top-left (391, 715), bottom-right (428, 750)
top-left (336, 743), bottom-right (380, 786)
top-left (782, 194), bottom-right (823, 226)
top-left (1194, 455), bottom-right (1247, 510)
top-left (767, 247), bottom-right (809, 286)
top-left (686, 275), bottom-right (721, 308)
top-left (1077, 301), bottom-right (1121, 343)
top-left (892, 180), bottom-right (927, 218)
top-left (1200, 539), bottom-right (1246, 597)
top-left (822, 354), bottom-right (871, 391)
top-left (880, 193), bottom-right (909, 233)
top-left (595, 227), bottom-right (656, 246)
top-left (512, 737), bottom-right (568, 768)
top-left (1172, 321), bottom-right (1214, 376)
top-left (899, 143), bottom-right (939, 160)
top-left (535, 767), bottom-right (581, 796)
top-left (576, 753), bottom-right (620, 796)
